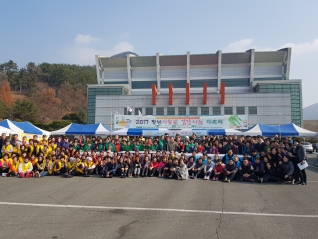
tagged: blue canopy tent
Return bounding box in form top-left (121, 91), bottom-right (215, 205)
top-left (0, 119), bottom-right (24, 134)
top-left (275, 123), bottom-right (317, 137)
top-left (51, 123), bottom-right (111, 135)
top-left (242, 124), bottom-right (278, 136)
top-left (12, 121), bottom-right (43, 135)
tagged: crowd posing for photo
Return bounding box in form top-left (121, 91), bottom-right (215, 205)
top-left (0, 132), bottom-right (308, 185)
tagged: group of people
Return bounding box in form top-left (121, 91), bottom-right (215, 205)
top-left (0, 132), bottom-right (308, 185)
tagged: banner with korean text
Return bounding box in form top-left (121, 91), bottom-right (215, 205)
top-left (114, 115), bottom-right (248, 129)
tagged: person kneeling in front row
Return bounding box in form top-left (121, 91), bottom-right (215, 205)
top-left (239, 158), bottom-right (255, 182)
top-left (278, 155), bottom-right (294, 184)
top-left (224, 158), bottom-right (237, 182)
top-left (18, 157), bottom-right (33, 178)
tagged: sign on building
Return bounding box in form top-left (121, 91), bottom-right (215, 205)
top-left (114, 115), bottom-right (248, 129)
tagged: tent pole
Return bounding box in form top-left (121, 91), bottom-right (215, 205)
top-left (111, 110), bottom-right (112, 138)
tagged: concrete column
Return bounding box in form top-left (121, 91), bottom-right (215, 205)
top-left (187, 51), bottom-right (190, 84)
top-left (217, 50), bottom-right (222, 92)
top-left (156, 53), bottom-right (161, 91)
top-left (285, 48), bottom-right (291, 80)
top-left (95, 55), bottom-right (102, 84)
top-left (126, 54), bottom-right (132, 87)
top-left (250, 49), bottom-right (255, 86)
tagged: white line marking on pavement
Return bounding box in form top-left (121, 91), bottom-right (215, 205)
top-left (0, 201), bottom-right (318, 218)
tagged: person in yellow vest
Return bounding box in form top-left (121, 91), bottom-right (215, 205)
top-left (84, 157), bottom-right (96, 177)
top-left (48, 140), bottom-right (57, 152)
top-left (0, 153), bottom-right (12, 175)
top-left (1, 140), bottom-right (13, 158)
top-left (32, 140), bottom-right (43, 157)
top-left (29, 154), bottom-right (38, 172)
top-left (7, 155), bottom-right (19, 177)
top-left (75, 157), bottom-right (85, 176)
top-left (19, 152), bottom-right (28, 164)
top-left (18, 157), bottom-right (33, 178)
top-left (46, 156), bottom-right (55, 176)
top-left (53, 156), bottom-right (62, 176)
top-left (27, 139), bottom-right (34, 158)
top-left (42, 145), bottom-right (52, 158)
top-left (63, 157), bottom-right (75, 178)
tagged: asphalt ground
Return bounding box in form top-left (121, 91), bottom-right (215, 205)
top-left (0, 154), bottom-right (318, 239)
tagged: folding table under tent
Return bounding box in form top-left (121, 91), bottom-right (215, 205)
top-left (0, 119), bottom-right (24, 134)
top-left (50, 123), bottom-right (111, 135)
top-left (208, 129), bottom-right (242, 136)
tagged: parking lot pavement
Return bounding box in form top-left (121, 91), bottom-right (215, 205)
top-left (307, 153), bottom-right (318, 167)
top-left (0, 168), bottom-right (317, 239)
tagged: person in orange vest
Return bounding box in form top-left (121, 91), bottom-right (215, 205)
top-left (7, 155), bottom-right (19, 177)
top-left (18, 157), bottom-right (33, 178)
top-left (0, 153), bottom-right (11, 175)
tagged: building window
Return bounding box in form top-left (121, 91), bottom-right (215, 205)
top-left (221, 78), bottom-right (250, 87)
top-left (146, 108), bottom-right (153, 115)
top-left (201, 107), bottom-right (209, 115)
top-left (236, 107), bottom-right (245, 115)
top-left (189, 107), bottom-right (197, 115)
top-left (190, 79), bottom-right (218, 88)
top-left (178, 107), bottom-right (186, 115)
top-left (224, 107), bottom-right (233, 115)
top-left (132, 81), bottom-right (157, 89)
top-left (135, 108), bottom-right (142, 116)
top-left (212, 107), bottom-right (221, 115)
top-left (156, 107), bottom-right (164, 115)
top-left (167, 107), bottom-right (175, 115)
top-left (161, 80), bottom-right (187, 88)
top-left (248, 106), bottom-right (257, 115)
top-left (124, 108), bottom-right (131, 115)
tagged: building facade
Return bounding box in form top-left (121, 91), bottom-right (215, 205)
top-left (88, 48), bottom-right (302, 129)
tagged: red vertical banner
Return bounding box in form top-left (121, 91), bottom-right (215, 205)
top-left (186, 83), bottom-right (190, 105)
top-left (169, 83), bottom-right (173, 105)
top-left (220, 82), bottom-right (225, 104)
top-left (152, 84), bottom-right (157, 105)
top-left (203, 82), bottom-right (207, 104)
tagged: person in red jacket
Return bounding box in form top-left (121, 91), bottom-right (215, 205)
top-left (149, 157), bottom-right (159, 177)
top-left (213, 160), bottom-right (225, 181)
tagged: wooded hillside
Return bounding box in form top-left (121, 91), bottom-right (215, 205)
top-left (0, 60), bottom-right (96, 130)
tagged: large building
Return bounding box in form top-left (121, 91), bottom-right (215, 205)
top-left (88, 48), bottom-right (302, 130)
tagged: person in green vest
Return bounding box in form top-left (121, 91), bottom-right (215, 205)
top-left (97, 138), bottom-right (105, 152)
top-left (109, 139), bottom-right (115, 152)
top-left (104, 138), bottom-right (111, 151)
top-left (134, 140), bottom-right (142, 151)
top-left (150, 140), bottom-right (159, 151)
top-left (158, 135), bottom-right (165, 151)
top-left (83, 141), bottom-right (92, 152)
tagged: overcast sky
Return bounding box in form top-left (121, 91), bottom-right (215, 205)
top-left (1, 0), bottom-right (317, 107)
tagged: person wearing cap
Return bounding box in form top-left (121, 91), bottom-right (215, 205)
top-left (83, 157), bottom-right (95, 177)
top-left (1, 140), bottom-right (13, 158)
top-left (18, 156), bottom-right (33, 178)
